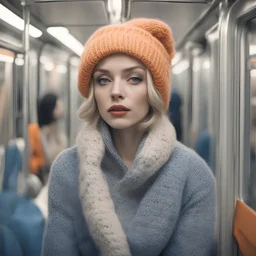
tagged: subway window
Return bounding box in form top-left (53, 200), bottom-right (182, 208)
top-left (248, 18), bottom-right (256, 210)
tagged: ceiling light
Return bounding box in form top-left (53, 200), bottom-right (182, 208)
top-left (56, 64), bottom-right (67, 74)
top-left (44, 62), bottom-right (54, 72)
top-left (47, 27), bottom-right (84, 56)
top-left (15, 58), bottom-right (24, 66)
top-left (251, 69), bottom-right (256, 77)
top-left (203, 61), bottom-right (210, 70)
top-left (0, 4), bottom-right (42, 38)
top-left (250, 45), bottom-right (256, 56)
top-left (17, 53), bottom-right (24, 58)
top-left (70, 57), bottom-right (80, 67)
top-left (172, 53), bottom-right (181, 67)
top-left (40, 56), bottom-right (49, 64)
top-left (0, 54), bottom-right (14, 63)
top-left (172, 60), bottom-right (190, 75)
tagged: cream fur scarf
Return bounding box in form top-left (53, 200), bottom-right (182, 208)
top-left (76, 116), bottom-right (177, 256)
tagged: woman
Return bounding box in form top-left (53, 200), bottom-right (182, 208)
top-left (34, 93), bottom-right (67, 219)
top-left (37, 93), bottom-right (67, 170)
top-left (42, 18), bottom-right (216, 256)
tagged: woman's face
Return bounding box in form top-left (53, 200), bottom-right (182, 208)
top-left (53, 99), bottom-right (64, 120)
top-left (93, 54), bottom-right (150, 130)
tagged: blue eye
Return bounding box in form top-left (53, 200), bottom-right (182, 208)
top-left (129, 77), bottom-right (142, 84)
top-left (96, 77), bottom-right (110, 85)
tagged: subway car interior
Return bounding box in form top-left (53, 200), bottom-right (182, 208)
top-left (0, 0), bottom-right (256, 255)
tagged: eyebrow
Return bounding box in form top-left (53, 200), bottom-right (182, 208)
top-left (94, 66), bottom-right (146, 73)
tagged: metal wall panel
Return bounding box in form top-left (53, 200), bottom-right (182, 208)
top-left (218, 1), bottom-right (256, 255)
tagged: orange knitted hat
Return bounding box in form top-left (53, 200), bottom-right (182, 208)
top-left (78, 18), bottom-right (175, 109)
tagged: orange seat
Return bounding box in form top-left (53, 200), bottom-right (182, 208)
top-left (28, 123), bottom-right (45, 175)
top-left (233, 200), bottom-right (256, 256)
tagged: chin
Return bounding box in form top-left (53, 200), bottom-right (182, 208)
top-left (106, 120), bottom-right (134, 130)
top-left (103, 117), bottom-right (139, 130)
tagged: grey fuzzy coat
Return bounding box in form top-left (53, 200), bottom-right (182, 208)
top-left (42, 117), bottom-right (216, 256)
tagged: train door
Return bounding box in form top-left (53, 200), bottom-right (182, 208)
top-left (248, 18), bottom-right (256, 212)
top-left (234, 10), bottom-right (256, 256)
top-left (217, 1), bottom-right (256, 255)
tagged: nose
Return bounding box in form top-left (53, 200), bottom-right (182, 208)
top-left (110, 79), bottom-right (124, 100)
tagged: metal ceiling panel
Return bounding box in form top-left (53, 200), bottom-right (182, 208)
top-left (66, 26), bottom-right (102, 45)
top-left (132, 0), bottom-right (212, 3)
top-left (29, 1), bottom-right (108, 26)
top-left (3, 0), bottom-right (217, 51)
top-left (130, 2), bottom-right (209, 43)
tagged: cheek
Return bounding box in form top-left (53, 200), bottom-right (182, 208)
top-left (53, 106), bottom-right (61, 119)
top-left (94, 90), bottom-right (106, 112)
top-left (136, 91), bottom-right (149, 109)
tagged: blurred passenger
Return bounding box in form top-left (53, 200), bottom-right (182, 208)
top-left (168, 89), bottom-right (182, 141)
top-left (38, 93), bottom-right (67, 170)
top-left (42, 19), bottom-right (216, 256)
top-left (34, 93), bottom-right (67, 219)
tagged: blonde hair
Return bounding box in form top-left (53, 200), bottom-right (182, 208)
top-left (78, 70), bottom-right (166, 131)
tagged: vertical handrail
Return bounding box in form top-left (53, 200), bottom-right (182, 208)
top-left (217, 1), bottom-right (238, 255)
top-left (20, 0), bottom-right (30, 194)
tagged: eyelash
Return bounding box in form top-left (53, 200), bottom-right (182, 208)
top-left (96, 77), bottom-right (110, 85)
top-left (95, 76), bottom-right (143, 85)
top-left (129, 77), bottom-right (142, 84)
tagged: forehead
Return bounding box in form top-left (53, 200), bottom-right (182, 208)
top-left (94, 54), bottom-right (145, 71)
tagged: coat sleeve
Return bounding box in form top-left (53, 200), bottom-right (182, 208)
top-left (161, 164), bottom-right (217, 256)
top-left (41, 151), bottom-right (80, 256)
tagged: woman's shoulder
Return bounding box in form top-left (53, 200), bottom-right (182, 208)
top-left (47, 146), bottom-right (81, 217)
top-left (165, 142), bottom-right (215, 186)
top-left (49, 146), bottom-right (79, 185)
top-left (52, 146), bottom-right (78, 168)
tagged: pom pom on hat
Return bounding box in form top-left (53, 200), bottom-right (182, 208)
top-left (78, 18), bottom-right (175, 109)
top-left (125, 18), bottom-right (175, 60)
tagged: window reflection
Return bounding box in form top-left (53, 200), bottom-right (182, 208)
top-left (249, 66), bottom-right (256, 210)
top-left (248, 19), bottom-right (256, 210)
top-left (0, 48), bottom-right (14, 144)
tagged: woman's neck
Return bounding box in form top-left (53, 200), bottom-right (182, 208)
top-left (111, 127), bottom-right (144, 168)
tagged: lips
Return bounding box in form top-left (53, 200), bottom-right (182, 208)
top-left (108, 105), bottom-right (130, 112)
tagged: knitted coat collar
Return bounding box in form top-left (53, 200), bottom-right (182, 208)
top-left (76, 116), bottom-right (177, 256)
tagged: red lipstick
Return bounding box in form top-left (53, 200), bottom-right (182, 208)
top-left (108, 105), bottom-right (130, 117)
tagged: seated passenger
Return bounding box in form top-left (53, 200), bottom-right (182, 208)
top-left (42, 19), bottom-right (216, 256)
top-left (168, 89), bottom-right (182, 141)
top-left (37, 93), bottom-right (67, 183)
top-left (34, 93), bottom-right (67, 219)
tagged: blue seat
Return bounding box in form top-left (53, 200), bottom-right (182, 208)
top-left (0, 225), bottom-right (23, 256)
top-left (3, 143), bottom-right (22, 192)
top-left (195, 130), bottom-right (211, 166)
top-left (0, 192), bottom-right (45, 256)
top-left (0, 142), bottom-right (45, 256)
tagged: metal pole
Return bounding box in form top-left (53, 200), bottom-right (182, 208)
top-left (176, 0), bottom-right (221, 50)
top-left (21, 0), bottom-right (30, 194)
